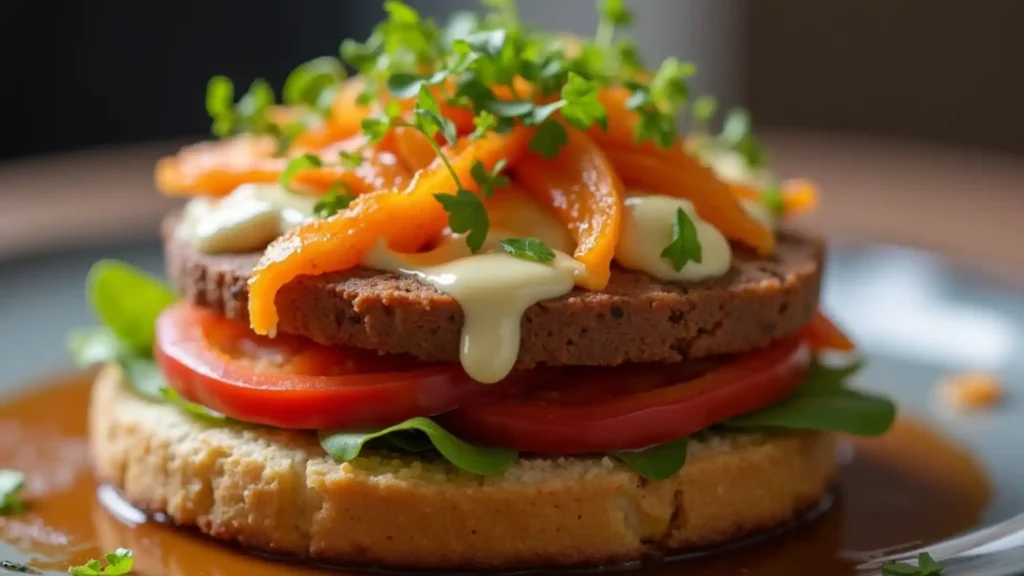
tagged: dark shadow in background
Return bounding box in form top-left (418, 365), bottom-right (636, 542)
top-left (3, 0), bottom-right (1021, 162)
top-left (1, 1), bottom-right (379, 160)
top-left (748, 0), bottom-right (1024, 154)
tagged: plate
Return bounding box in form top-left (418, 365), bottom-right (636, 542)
top-left (0, 238), bottom-right (1022, 574)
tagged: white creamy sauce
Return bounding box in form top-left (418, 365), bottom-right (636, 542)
top-left (615, 193), bottom-right (732, 282)
top-left (364, 232), bottom-right (580, 384)
top-left (703, 148), bottom-right (772, 189)
top-left (740, 198), bottom-right (777, 231)
top-left (180, 183), bottom-right (315, 253)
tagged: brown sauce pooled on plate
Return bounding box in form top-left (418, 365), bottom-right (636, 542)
top-left (0, 374), bottom-right (993, 576)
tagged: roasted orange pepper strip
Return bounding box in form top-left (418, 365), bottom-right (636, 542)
top-left (601, 144), bottom-right (774, 256)
top-left (327, 77), bottom-right (375, 141)
top-left (590, 87), bottom-right (774, 255)
top-left (247, 127), bottom-right (534, 336)
top-left (513, 126), bottom-right (622, 290)
top-left (391, 126), bottom-right (440, 172)
top-left (155, 135), bottom-right (410, 197)
top-left (802, 310), bottom-right (856, 352)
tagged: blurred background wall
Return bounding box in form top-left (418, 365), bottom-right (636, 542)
top-left (2, 0), bottom-right (1021, 161)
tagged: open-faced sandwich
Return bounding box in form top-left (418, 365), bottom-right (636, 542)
top-left (69, 0), bottom-right (896, 570)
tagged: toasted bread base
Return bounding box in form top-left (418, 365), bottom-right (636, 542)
top-left (89, 365), bottom-right (837, 570)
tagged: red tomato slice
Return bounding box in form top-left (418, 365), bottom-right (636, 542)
top-left (154, 303), bottom-right (493, 429)
top-left (441, 339), bottom-right (811, 454)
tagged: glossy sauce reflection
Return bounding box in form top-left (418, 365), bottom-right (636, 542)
top-left (0, 374), bottom-right (992, 576)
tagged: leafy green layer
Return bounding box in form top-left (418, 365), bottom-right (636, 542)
top-left (725, 359), bottom-right (896, 436)
top-left (317, 359), bottom-right (894, 481)
top-left (68, 260), bottom-right (226, 422)
top-left (320, 417), bottom-right (517, 476)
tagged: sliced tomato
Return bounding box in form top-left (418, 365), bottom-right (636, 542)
top-left (154, 303), bottom-right (495, 429)
top-left (441, 339), bottom-right (811, 454)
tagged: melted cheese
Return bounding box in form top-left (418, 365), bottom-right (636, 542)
top-left (615, 193), bottom-right (732, 282)
top-left (180, 183), bottom-right (315, 253)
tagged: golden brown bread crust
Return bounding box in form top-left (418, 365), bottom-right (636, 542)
top-left (90, 365), bottom-right (838, 569)
top-left (162, 213), bottom-right (825, 369)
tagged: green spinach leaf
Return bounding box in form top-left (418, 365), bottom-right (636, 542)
top-left (86, 260), bottom-right (175, 355)
top-left (725, 359), bottom-right (895, 436)
top-left (613, 437), bottom-right (688, 481)
top-left (319, 417), bottom-right (518, 476)
top-left (160, 388), bottom-right (230, 424)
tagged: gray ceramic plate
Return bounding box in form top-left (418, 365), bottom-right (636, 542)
top-left (1, 239), bottom-right (1023, 575)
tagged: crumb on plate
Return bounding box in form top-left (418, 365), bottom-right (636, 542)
top-left (936, 372), bottom-right (1004, 411)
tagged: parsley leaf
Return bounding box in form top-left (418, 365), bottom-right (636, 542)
top-left (660, 207), bottom-right (703, 271)
top-left (461, 29), bottom-right (508, 59)
top-left (486, 99), bottom-right (535, 119)
top-left (204, 76), bottom-right (278, 139)
top-left (692, 94), bottom-right (718, 129)
top-left (614, 40), bottom-right (644, 78)
top-left (361, 115), bottom-right (393, 144)
top-left (499, 237), bottom-right (555, 263)
top-left (599, 0), bottom-right (634, 27)
top-left (721, 107), bottom-right (768, 168)
top-left (68, 548), bottom-right (134, 576)
top-left (283, 56), bottom-right (345, 115)
top-left (650, 57), bottom-right (695, 113)
top-left (279, 153), bottom-right (322, 192)
top-left (413, 85), bottom-right (457, 146)
top-left (637, 111), bottom-right (678, 148)
top-left (313, 183), bottom-right (355, 219)
top-left (205, 75), bottom-right (235, 137)
top-left (337, 150), bottom-right (364, 169)
top-left (529, 118), bottom-right (569, 158)
top-left (559, 72), bottom-right (607, 131)
top-left (595, 0), bottom-right (634, 48)
top-left (482, 0), bottom-right (520, 31)
top-left (760, 185), bottom-right (786, 217)
top-left (469, 110), bottom-right (501, 139)
top-left (387, 72), bottom-right (428, 99)
top-left (881, 552), bottom-right (944, 576)
top-left (469, 159), bottom-right (509, 198)
top-left (236, 79), bottom-right (276, 132)
top-left (434, 189), bottom-right (489, 253)
top-left (0, 469), bottom-right (25, 515)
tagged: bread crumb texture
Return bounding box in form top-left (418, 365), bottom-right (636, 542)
top-left (89, 365), bottom-right (837, 569)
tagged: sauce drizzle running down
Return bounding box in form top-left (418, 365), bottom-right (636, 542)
top-left (0, 374), bottom-right (992, 576)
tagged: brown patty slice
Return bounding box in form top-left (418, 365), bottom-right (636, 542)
top-left (163, 213), bottom-right (824, 368)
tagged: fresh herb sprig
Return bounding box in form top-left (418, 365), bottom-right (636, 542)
top-left (661, 207), bottom-right (702, 271)
top-left (68, 548), bottom-right (134, 576)
top-left (881, 552), bottom-right (944, 576)
top-left (313, 183), bottom-right (356, 219)
top-left (0, 469), bottom-right (25, 515)
top-left (362, 85), bottom-right (500, 252)
top-left (279, 153), bottom-right (357, 219)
